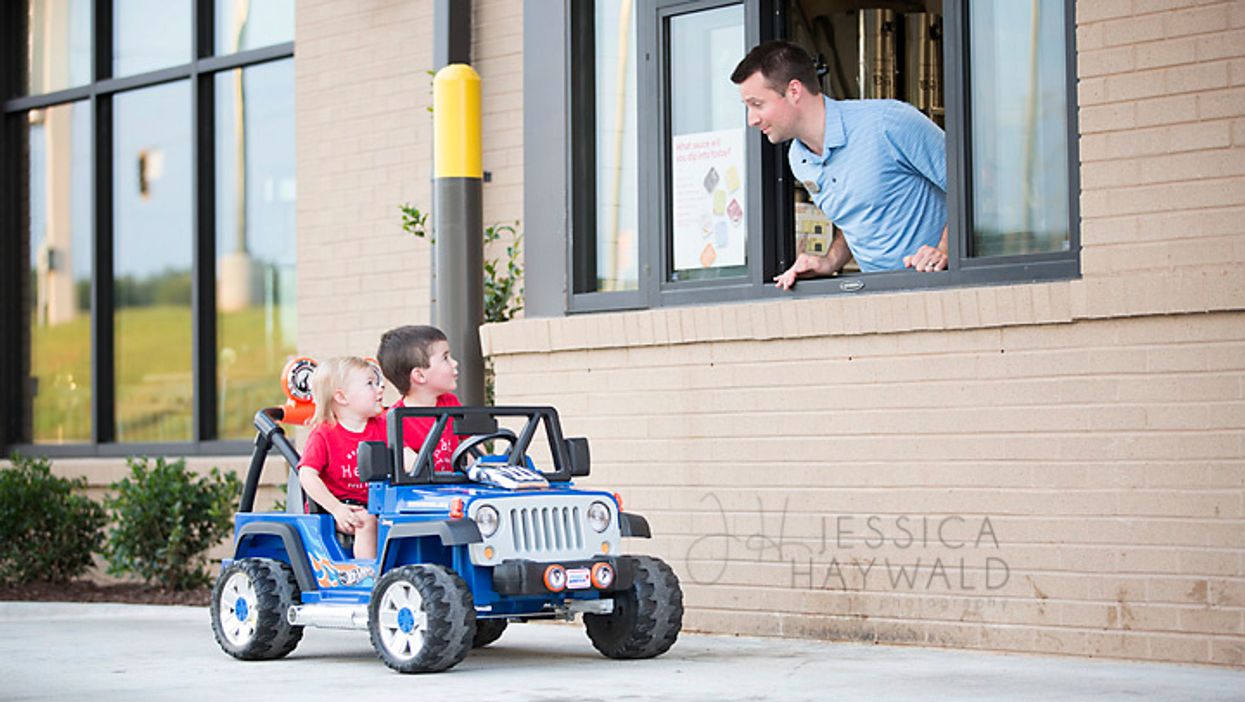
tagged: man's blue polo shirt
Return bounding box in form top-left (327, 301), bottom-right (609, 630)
top-left (788, 97), bottom-right (947, 272)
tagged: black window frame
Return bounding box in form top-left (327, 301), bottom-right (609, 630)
top-left (1, 0), bottom-right (295, 458)
top-left (524, 0), bottom-right (1080, 317)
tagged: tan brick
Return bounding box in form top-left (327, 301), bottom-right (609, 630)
top-left (1103, 14), bottom-right (1167, 47)
top-left (1134, 0), bottom-right (1225, 13)
top-left (1164, 3), bottom-right (1231, 37)
top-left (1211, 638), bottom-right (1245, 665)
top-left (1105, 68), bottom-right (1170, 102)
top-left (1165, 59), bottom-right (1232, 94)
top-left (1180, 607), bottom-right (1244, 634)
top-left (1082, 0), bottom-right (1142, 24)
top-left (1196, 28), bottom-right (1245, 62)
top-left (1147, 634), bottom-right (1213, 663)
top-left (1080, 102), bottom-right (1138, 133)
top-left (1080, 46), bottom-right (1137, 77)
top-left (1079, 75), bottom-right (1109, 106)
top-left (1200, 87), bottom-right (1245, 118)
top-left (1135, 35), bottom-right (1199, 70)
top-left (1077, 22), bottom-right (1105, 51)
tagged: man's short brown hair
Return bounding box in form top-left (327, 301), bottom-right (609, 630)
top-left (730, 40), bottom-right (821, 96)
top-left (377, 325), bottom-right (447, 396)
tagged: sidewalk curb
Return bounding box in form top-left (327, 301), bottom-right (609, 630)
top-left (0, 601), bottom-right (206, 622)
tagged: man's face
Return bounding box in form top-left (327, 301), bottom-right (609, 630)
top-left (738, 71), bottom-right (797, 144)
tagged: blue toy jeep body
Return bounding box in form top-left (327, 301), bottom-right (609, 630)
top-left (211, 404), bottom-right (681, 673)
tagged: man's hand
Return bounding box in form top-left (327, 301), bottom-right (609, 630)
top-left (773, 253), bottom-right (835, 290)
top-left (903, 226), bottom-right (949, 272)
top-left (903, 245), bottom-right (947, 272)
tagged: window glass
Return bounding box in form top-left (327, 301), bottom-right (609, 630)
top-left (25, 0), bottom-right (92, 95)
top-left (113, 81), bottom-right (193, 442)
top-left (667, 4), bottom-right (747, 282)
top-left (113, 0), bottom-right (191, 77)
top-left (969, 0), bottom-right (1070, 257)
top-left (592, 0), bottom-right (639, 292)
top-left (28, 101), bottom-right (93, 443)
top-left (215, 0), bottom-right (294, 55)
top-left (215, 60), bottom-right (297, 440)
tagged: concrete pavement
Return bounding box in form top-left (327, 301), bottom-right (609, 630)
top-left (1, 602), bottom-right (1242, 701)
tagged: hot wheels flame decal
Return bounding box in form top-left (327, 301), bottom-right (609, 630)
top-left (310, 554), bottom-right (376, 588)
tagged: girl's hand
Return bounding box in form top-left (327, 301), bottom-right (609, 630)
top-left (332, 506), bottom-right (364, 533)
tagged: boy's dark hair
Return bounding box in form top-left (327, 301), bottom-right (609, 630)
top-left (377, 325), bottom-right (448, 396)
top-left (730, 40), bottom-right (821, 96)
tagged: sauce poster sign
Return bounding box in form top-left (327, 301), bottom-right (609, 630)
top-left (671, 128), bottom-right (746, 271)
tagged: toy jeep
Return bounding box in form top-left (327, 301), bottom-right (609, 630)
top-left (210, 370), bottom-right (683, 674)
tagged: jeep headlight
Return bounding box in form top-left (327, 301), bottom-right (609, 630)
top-left (587, 501), bottom-right (611, 533)
top-left (475, 505), bottom-right (500, 538)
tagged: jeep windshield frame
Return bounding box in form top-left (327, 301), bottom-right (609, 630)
top-left (386, 406), bottom-right (574, 485)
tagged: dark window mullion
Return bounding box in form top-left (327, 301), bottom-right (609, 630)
top-left (758, 0), bottom-right (791, 282)
top-left (92, 95), bottom-right (115, 444)
top-left (93, 0), bottom-right (116, 444)
top-left (1, 0), bottom-right (27, 448)
top-left (942, 0), bottom-right (969, 268)
top-left (193, 0), bottom-right (216, 441)
top-left (1063, 0), bottom-right (1082, 270)
top-left (570, 2), bottom-right (598, 294)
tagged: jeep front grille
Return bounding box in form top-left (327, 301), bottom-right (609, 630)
top-left (509, 505), bottom-right (584, 554)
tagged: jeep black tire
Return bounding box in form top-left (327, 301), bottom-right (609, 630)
top-left (369, 564), bottom-right (475, 673)
top-left (473, 618), bottom-right (508, 648)
top-left (585, 555), bottom-right (683, 659)
top-left (211, 558), bottom-right (304, 660)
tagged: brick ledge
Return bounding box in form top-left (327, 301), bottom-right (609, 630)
top-left (482, 269), bottom-right (1245, 356)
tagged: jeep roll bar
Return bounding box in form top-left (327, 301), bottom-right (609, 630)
top-left (378, 406), bottom-right (586, 485)
top-left (239, 407), bottom-right (302, 513)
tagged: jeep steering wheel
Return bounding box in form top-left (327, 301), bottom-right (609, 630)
top-left (450, 429), bottom-right (518, 474)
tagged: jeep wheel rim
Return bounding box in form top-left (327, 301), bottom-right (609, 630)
top-left (219, 572), bottom-right (258, 646)
top-left (377, 580), bottom-right (427, 661)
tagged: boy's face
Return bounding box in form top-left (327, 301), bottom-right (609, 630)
top-left (412, 340), bottom-right (458, 395)
top-left (337, 365), bottom-right (384, 418)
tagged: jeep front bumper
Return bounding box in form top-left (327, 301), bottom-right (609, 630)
top-left (491, 556), bottom-right (635, 596)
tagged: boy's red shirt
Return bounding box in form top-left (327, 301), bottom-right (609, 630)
top-left (297, 415), bottom-right (387, 504)
top-left (388, 393), bottom-right (462, 473)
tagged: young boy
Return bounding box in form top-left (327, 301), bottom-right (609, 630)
top-left (376, 325), bottom-right (461, 474)
top-left (297, 356), bottom-right (385, 559)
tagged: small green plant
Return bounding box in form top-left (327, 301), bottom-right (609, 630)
top-left (0, 454), bottom-right (107, 585)
top-left (401, 204), bottom-right (525, 404)
top-left (104, 457), bottom-right (241, 591)
top-left (399, 204), bottom-right (525, 324)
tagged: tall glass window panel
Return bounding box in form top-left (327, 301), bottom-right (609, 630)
top-left (113, 82), bottom-right (193, 442)
top-left (969, 0), bottom-right (1071, 257)
top-left (27, 102), bottom-right (92, 443)
top-left (113, 0), bottom-right (191, 77)
top-left (215, 0), bottom-right (294, 55)
top-left (215, 60), bottom-right (297, 440)
top-left (593, 0), bottom-right (639, 292)
top-left (26, 0), bottom-right (92, 95)
top-left (667, 4), bottom-right (747, 282)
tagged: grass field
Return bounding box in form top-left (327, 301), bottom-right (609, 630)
top-left (31, 305), bottom-right (295, 444)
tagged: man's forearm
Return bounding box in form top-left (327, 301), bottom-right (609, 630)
top-left (827, 232), bottom-right (852, 273)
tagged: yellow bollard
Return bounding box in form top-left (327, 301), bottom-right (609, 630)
top-left (433, 63), bottom-right (485, 406)
top-left (434, 64), bottom-right (483, 179)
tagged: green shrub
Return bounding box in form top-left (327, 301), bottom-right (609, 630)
top-left (0, 454), bottom-right (107, 585)
top-left (104, 457), bottom-right (241, 591)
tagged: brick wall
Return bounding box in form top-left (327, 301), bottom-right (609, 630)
top-left (295, 0), bottom-right (525, 360)
top-left (480, 0), bottom-right (1245, 667)
top-left (295, 0), bottom-right (437, 359)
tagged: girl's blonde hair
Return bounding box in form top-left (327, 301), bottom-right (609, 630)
top-left (309, 356), bottom-right (378, 427)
